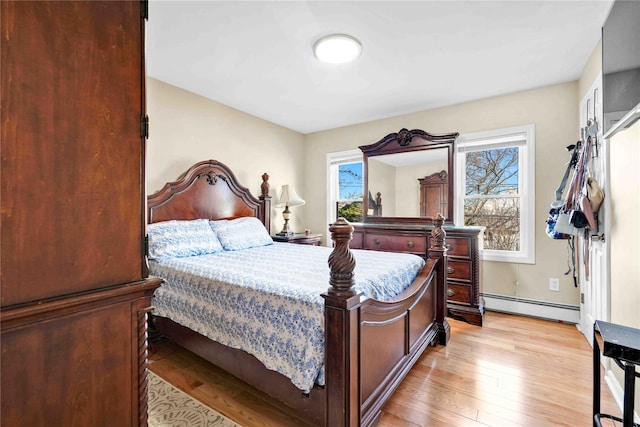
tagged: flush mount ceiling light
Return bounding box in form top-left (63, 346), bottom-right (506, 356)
top-left (313, 34), bottom-right (362, 64)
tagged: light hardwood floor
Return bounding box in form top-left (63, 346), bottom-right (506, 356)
top-left (149, 311), bottom-right (621, 426)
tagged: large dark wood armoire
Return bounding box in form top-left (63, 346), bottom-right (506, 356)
top-left (418, 170), bottom-right (448, 218)
top-left (1, 2), bottom-right (161, 426)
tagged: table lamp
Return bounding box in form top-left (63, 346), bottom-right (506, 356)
top-left (274, 185), bottom-right (305, 236)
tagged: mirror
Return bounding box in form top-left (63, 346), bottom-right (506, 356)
top-left (360, 128), bottom-right (458, 224)
top-left (368, 149), bottom-right (449, 217)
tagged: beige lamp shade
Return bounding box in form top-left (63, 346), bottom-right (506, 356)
top-left (275, 185), bottom-right (305, 208)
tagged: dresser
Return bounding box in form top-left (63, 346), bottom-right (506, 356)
top-left (1, 2), bottom-right (161, 426)
top-left (351, 223), bottom-right (484, 326)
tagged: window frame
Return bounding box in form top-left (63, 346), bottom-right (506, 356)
top-left (326, 149), bottom-right (364, 227)
top-left (454, 124), bottom-right (535, 264)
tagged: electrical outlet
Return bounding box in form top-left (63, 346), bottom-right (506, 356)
top-left (549, 278), bottom-right (560, 292)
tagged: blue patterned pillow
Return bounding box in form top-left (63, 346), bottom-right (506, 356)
top-left (208, 219), bottom-right (229, 232)
top-left (215, 217), bottom-right (273, 251)
top-left (147, 219), bottom-right (223, 260)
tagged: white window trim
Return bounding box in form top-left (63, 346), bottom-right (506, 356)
top-left (326, 149), bottom-right (363, 235)
top-left (455, 124), bottom-right (535, 264)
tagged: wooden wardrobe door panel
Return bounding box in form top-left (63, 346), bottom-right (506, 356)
top-left (1, 1), bottom-right (144, 305)
top-left (421, 184), bottom-right (446, 218)
top-left (1, 301), bottom-right (135, 426)
top-left (419, 171), bottom-right (448, 219)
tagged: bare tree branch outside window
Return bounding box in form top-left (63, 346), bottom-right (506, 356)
top-left (464, 147), bottom-right (520, 251)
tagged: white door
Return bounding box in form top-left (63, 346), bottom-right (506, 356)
top-left (577, 76), bottom-right (610, 345)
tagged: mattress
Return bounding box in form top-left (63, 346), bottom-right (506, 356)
top-left (150, 242), bottom-right (425, 392)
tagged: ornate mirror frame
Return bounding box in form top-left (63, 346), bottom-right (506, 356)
top-left (359, 128), bottom-right (459, 225)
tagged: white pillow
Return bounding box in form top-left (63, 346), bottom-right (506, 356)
top-left (147, 219), bottom-right (223, 260)
top-left (215, 217), bottom-right (273, 251)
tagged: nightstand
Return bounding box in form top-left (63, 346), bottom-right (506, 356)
top-left (272, 233), bottom-right (322, 246)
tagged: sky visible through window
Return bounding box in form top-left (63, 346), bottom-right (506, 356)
top-left (339, 162), bottom-right (363, 199)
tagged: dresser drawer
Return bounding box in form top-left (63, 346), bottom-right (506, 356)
top-left (447, 282), bottom-right (471, 304)
top-left (444, 236), bottom-right (471, 258)
top-left (350, 231), bottom-right (364, 249)
top-left (446, 259), bottom-right (472, 281)
top-left (364, 233), bottom-right (426, 254)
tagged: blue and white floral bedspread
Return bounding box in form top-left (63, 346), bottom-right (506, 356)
top-left (150, 243), bottom-right (425, 393)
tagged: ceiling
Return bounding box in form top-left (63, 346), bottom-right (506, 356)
top-left (147, 1), bottom-right (613, 134)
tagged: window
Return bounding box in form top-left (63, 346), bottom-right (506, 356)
top-left (455, 125), bottom-right (535, 263)
top-left (327, 150), bottom-right (363, 225)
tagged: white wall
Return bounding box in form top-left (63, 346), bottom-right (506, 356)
top-left (146, 78), bottom-right (306, 233)
top-left (610, 122), bottom-right (640, 326)
top-left (608, 116), bottom-right (640, 416)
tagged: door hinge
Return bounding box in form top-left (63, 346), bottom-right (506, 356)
top-left (141, 0), bottom-right (149, 20)
top-left (581, 293), bottom-right (585, 304)
top-left (141, 115), bottom-right (149, 139)
top-left (144, 234), bottom-right (149, 257)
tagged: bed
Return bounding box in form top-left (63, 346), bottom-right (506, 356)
top-left (147, 159), bottom-right (451, 427)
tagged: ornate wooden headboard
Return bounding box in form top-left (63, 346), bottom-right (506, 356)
top-left (147, 160), bottom-right (271, 233)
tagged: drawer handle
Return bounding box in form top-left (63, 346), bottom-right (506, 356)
top-left (447, 289), bottom-right (455, 297)
top-left (447, 266), bottom-right (455, 274)
top-left (445, 243), bottom-right (453, 250)
top-left (374, 239), bottom-right (381, 245)
top-left (407, 241), bottom-right (415, 249)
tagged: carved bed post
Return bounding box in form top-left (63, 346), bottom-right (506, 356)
top-left (259, 173), bottom-right (272, 234)
top-left (428, 214), bottom-right (451, 345)
top-left (322, 218), bottom-right (361, 427)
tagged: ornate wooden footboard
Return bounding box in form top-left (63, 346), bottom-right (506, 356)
top-left (325, 216), bottom-right (449, 427)
top-left (147, 160), bottom-right (449, 426)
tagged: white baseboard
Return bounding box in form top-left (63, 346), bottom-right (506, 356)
top-left (604, 367), bottom-right (640, 423)
top-left (482, 293), bottom-right (580, 323)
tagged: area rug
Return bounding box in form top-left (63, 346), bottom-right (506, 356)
top-left (148, 371), bottom-right (241, 427)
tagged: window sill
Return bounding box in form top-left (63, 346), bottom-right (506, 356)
top-left (481, 250), bottom-right (535, 264)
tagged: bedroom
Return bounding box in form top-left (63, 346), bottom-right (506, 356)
top-left (144, 0), bottom-right (639, 424)
top-left (2, 1), bottom-right (638, 426)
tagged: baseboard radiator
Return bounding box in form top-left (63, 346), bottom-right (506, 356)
top-left (482, 293), bottom-right (580, 324)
